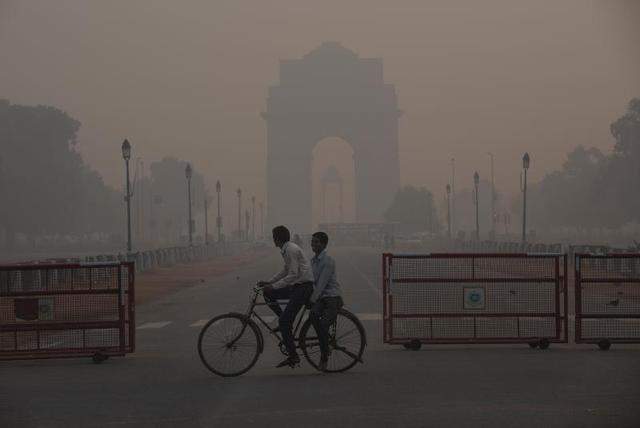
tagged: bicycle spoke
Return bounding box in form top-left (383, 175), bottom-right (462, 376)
top-left (337, 335), bottom-right (362, 347)
top-left (198, 315), bottom-right (261, 376)
top-left (336, 327), bottom-right (357, 341)
top-left (301, 311), bottom-right (364, 373)
top-left (334, 346), bottom-right (361, 361)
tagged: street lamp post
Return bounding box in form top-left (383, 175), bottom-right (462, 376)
top-left (133, 158), bottom-right (145, 244)
top-left (245, 209), bottom-right (250, 241)
top-left (236, 188), bottom-right (242, 241)
top-left (185, 163), bottom-right (193, 246)
top-left (487, 152), bottom-right (495, 239)
top-left (204, 193), bottom-right (209, 245)
top-left (450, 158), bottom-right (456, 236)
top-left (504, 212), bottom-right (511, 236)
top-left (259, 201), bottom-right (264, 240)
top-left (473, 171), bottom-right (480, 241)
top-left (521, 152), bottom-right (530, 245)
top-left (251, 196), bottom-right (256, 241)
top-left (216, 180), bottom-right (222, 242)
top-left (121, 139), bottom-right (132, 254)
top-left (446, 184), bottom-right (451, 239)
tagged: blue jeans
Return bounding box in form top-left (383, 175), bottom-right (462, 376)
top-left (264, 283), bottom-right (313, 358)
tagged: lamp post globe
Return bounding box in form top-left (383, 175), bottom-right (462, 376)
top-left (523, 152), bottom-right (530, 170)
top-left (185, 163), bottom-right (192, 180)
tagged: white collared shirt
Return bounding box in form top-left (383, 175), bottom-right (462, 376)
top-left (269, 241), bottom-right (314, 289)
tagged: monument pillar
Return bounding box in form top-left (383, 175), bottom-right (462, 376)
top-left (263, 42), bottom-right (401, 233)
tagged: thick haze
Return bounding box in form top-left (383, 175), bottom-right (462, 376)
top-left (1, 0), bottom-right (639, 225)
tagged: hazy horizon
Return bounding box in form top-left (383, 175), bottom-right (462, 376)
top-left (2, 0), bottom-right (639, 228)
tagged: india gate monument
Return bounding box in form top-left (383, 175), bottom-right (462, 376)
top-left (263, 42), bottom-right (401, 233)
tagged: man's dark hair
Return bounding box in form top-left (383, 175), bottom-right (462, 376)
top-left (312, 231), bottom-right (329, 246)
top-left (272, 225), bottom-right (291, 243)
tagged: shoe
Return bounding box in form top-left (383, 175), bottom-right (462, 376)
top-left (276, 356), bottom-right (300, 368)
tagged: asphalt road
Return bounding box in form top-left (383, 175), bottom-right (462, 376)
top-left (2, 246), bottom-right (639, 428)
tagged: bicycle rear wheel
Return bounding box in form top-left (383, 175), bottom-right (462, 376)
top-left (300, 308), bottom-right (366, 373)
top-left (198, 312), bottom-right (262, 377)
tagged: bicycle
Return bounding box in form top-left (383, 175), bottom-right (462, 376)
top-left (197, 285), bottom-right (367, 377)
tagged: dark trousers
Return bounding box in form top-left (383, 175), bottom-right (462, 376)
top-left (309, 296), bottom-right (344, 359)
top-left (263, 283), bottom-right (313, 358)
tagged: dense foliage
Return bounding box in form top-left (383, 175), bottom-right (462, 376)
top-left (528, 98), bottom-right (640, 230)
top-left (0, 99), bottom-right (122, 246)
top-left (384, 185), bottom-right (440, 233)
top-left (0, 100), bottom-right (206, 249)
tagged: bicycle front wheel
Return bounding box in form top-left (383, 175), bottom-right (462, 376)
top-left (198, 312), bottom-right (262, 377)
top-left (300, 308), bottom-right (366, 373)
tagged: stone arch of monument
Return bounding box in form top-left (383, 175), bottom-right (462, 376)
top-left (320, 165), bottom-right (344, 224)
top-left (263, 42), bottom-right (401, 233)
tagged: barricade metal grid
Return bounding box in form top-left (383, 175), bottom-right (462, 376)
top-left (575, 254), bottom-right (640, 343)
top-left (0, 262), bottom-right (135, 360)
top-left (382, 253), bottom-right (567, 344)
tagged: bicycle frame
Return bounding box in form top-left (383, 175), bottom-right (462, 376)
top-left (245, 287), bottom-right (314, 348)
top-left (203, 286), bottom-right (365, 375)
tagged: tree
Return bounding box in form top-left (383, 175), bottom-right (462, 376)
top-left (526, 97), bottom-right (640, 232)
top-left (528, 146), bottom-right (605, 230)
top-left (0, 99), bottom-right (122, 249)
top-left (606, 98), bottom-right (640, 224)
top-left (611, 98), bottom-right (640, 158)
top-left (384, 185), bottom-right (440, 233)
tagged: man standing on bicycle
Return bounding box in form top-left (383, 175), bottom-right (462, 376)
top-left (309, 231), bottom-right (343, 372)
top-left (257, 225), bottom-right (314, 368)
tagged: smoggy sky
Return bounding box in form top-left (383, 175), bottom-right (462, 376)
top-left (1, 0), bottom-right (639, 221)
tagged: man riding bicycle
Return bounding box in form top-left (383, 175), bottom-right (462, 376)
top-left (257, 225), bottom-right (313, 368)
top-left (309, 231), bottom-right (343, 372)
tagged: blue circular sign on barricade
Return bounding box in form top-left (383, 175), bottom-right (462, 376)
top-left (463, 287), bottom-right (486, 310)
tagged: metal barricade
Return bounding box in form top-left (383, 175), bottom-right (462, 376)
top-left (0, 261), bottom-right (135, 361)
top-left (575, 254), bottom-right (640, 349)
top-left (383, 253), bottom-right (567, 347)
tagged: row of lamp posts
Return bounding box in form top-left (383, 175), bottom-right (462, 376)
top-left (121, 139), bottom-right (263, 255)
top-left (445, 152), bottom-right (530, 245)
